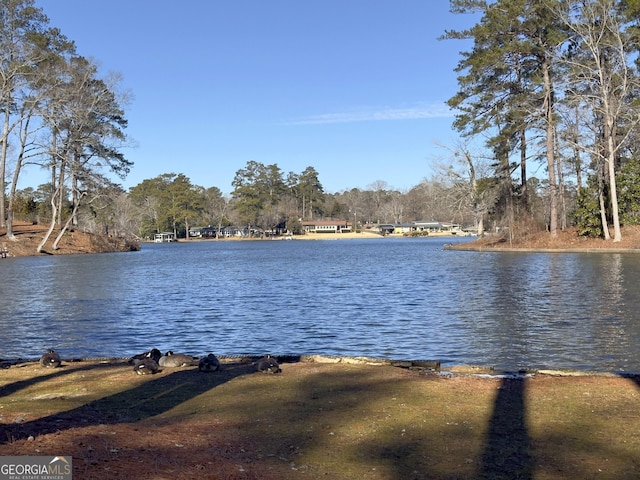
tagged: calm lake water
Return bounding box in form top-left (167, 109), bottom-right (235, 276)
top-left (3, 237), bottom-right (640, 372)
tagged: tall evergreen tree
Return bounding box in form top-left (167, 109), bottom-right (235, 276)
top-left (231, 161), bottom-right (287, 227)
top-left (445, 0), bottom-right (567, 237)
top-left (297, 166), bottom-right (324, 220)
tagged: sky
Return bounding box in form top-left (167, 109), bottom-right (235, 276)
top-left (31, 1), bottom-right (477, 195)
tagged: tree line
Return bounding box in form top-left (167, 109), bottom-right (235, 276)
top-left (5, 0), bottom-right (640, 245)
top-left (12, 161), bottom-right (555, 240)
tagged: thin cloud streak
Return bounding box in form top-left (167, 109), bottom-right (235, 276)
top-left (286, 103), bottom-right (453, 125)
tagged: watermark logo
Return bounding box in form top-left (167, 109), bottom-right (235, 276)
top-left (0, 456), bottom-right (72, 480)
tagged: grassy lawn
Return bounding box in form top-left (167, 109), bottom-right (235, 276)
top-left (1, 358), bottom-right (639, 479)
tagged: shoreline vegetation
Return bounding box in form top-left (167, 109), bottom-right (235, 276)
top-left (1, 355), bottom-right (639, 479)
top-left (4, 220), bottom-right (640, 257)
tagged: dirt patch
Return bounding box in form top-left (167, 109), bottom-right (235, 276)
top-left (0, 221), bottom-right (139, 257)
top-left (450, 225), bottom-right (640, 252)
top-left (1, 358), bottom-right (639, 479)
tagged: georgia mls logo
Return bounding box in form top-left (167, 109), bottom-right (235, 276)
top-left (49, 456), bottom-right (71, 474)
top-left (0, 456), bottom-right (72, 480)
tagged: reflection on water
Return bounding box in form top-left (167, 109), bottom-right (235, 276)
top-left (3, 238), bottom-right (640, 372)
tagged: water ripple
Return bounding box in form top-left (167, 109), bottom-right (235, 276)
top-left (2, 238), bottom-right (640, 371)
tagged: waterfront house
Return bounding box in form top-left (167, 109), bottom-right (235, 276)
top-left (189, 226), bottom-right (220, 238)
top-left (154, 232), bottom-right (176, 243)
top-left (301, 219), bottom-right (352, 233)
top-left (378, 221), bottom-right (463, 236)
top-left (413, 220), bottom-right (444, 233)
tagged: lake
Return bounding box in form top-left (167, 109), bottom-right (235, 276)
top-left (3, 236), bottom-right (640, 372)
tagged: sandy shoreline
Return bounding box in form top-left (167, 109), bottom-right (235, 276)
top-left (183, 231), bottom-right (467, 242)
top-left (292, 231), bottom-right (387, 240)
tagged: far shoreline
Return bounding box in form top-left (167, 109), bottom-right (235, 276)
top-left (168, 231), bottom-right (472, 243)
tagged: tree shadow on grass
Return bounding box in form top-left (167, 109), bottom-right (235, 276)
top-left (478, 376), bottom-right (533, 480)
top-left (0, 361), bottom-right (123, 398)
top-left (2, 363), bottom-right (539, 479)
top-left (0, 360), bottom-right (257, 444)
top-left (213, 367), bottom-right (475, 479)
top-left (347, 373), bottom-right (534, 480)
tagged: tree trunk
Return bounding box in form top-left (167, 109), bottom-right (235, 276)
top-left (56, 161), bottom-right (65, 227)
top-left (519, 126), bottom-right (527, 209)
top-left (6, 119), bottom-right (30, 241)
top-left (71, 169), bottom-right (79, 227)
top-left (51, 210), bottom-right (74, 251)
top-left (6, 210), bottom-right (14, 239)
top-left (37, 195), bottom-right (59, 253)
top-left (0, 98), bottom-right (10, 227)
top-left (477, 216), bottom-right (484, 238)
top-left (463, 149), bottom-right (483, 238)
top-left (52, 192), bottom-right (86, 250)
top-left (557, 155), bottom-right (567, 230)
top-left (598, 166), bottom-right (610, 240)
top-left (606, 132), bottom-right (622, 242)
top-left (543, 56), bottom-right (558, 238)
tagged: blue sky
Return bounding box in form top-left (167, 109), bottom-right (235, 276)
top-left (33, 1), bottom-right (476, 194)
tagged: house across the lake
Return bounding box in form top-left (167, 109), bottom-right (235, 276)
top-left (189, 226), bottom-right (220, 238)
top-left (379, 223), bottom-right (416, 235)
top-left (154, 232), bottom-right (176, 243)
top-left (301, 219), bottom-right (353, 233)
top-left (378, 221), bottom-right (464, 236)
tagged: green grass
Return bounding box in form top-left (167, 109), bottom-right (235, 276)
top-left (1, 359), bottom-right (640, 479)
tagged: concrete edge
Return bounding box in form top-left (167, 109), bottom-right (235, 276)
top-left (4, 355), bottom-right (639, 378)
